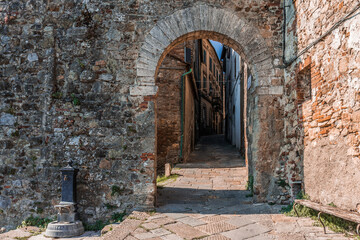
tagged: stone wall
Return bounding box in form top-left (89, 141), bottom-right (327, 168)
top-left (283, 0), bottom-right (360, 209)
top-left (0, 0), bottom-right (286, 229)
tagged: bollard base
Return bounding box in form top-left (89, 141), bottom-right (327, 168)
top-left (45, 221), bottom-right (84, 238)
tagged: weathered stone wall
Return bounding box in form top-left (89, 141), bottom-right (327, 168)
top-left (1, 0), bottom-right (158, 229)
top-left (0, 0), bottom-right (286, 229)
top-left (283, 0), bottom-right (360, 209)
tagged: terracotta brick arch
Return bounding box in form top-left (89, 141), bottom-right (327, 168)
top-left (131, 3), bottom-right (285, 203)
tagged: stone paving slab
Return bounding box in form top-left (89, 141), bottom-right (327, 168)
top-left (142, 222), bottom-right (161, 230)
top-left (160, 234), bottom-right (183, 240)
top-left (202, 235), bottom-right (230, 240)
top-left (133, 232), bottom-right (158, 239)
top-left (103, 218), bottom-right (142, 240)
top-left (196, 222), bottom-right (238, 235)
top-left (124, 236), bottom-right (139, 240)
top-left (177, 216), bottom-right (206, 226)
top-left (221, 223), bottom-right (271, 239)
top-left (164, 222), bottom-right (207, 239)
top-left (201, 215), bottom-right (229, 223)
top-left (225, 216), bottom-right (255, 227)
top-left (150, 228), bottom-right (172, 237)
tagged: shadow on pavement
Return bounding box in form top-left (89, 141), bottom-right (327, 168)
top-left (156, 187), bottom-right (283, 215)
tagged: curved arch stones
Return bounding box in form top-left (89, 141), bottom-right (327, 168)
top-left (131, 3), bottom-right (283, 97)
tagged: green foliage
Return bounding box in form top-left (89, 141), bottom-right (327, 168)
top-left (328, 202), bottom-right (337, 207)
top-left (281, 202), bottom-right (295, 215)
top-left (111, 211), bottom-right (126, 222)
top-left (276, 179), bottom-right (289, 188)
top-left (245, 193), bottom-right (253, 198)
top-left (5, 108), bottom-right (15, 115)
top-left (19, 215), bottom-right (54, 229)
top-left (77, 59), bottom-right (86, 69)
top-left (127, 126), bottom-right (137, 133)
top-left (282, 202), bottom-right (358, 236)
top-left (246, 175), bottom-right (254, 193)
top-left (84, 211), bottom-right (126, 231)
top-left (295, 191), bottom-right (309, 200)
top-left (111, 185), bottom-right (123, 197)
top-left (71, 93), bottom-right (80, 106)
top-left (84, 220), bottom-right (108, 231)
top-left (147, 209), bottom-right (156, 216)
top-left (105, 203), bottom-right (118, 210)
top-left (156, 174), bottom-right (179, 184)
top-left (281, 191), bottom-right (309, 215)
top-left (51, 92), bottom-right (63, 99)
top-left (36, 208), bottom-right (43, 214)
top-left (11, 130), bottom-right (20, 137)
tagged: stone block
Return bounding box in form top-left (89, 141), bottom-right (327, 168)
top-left (164, 223), bottom-right (207, 239)
top-left (137, 68), bottom-right (156, 77)
top-left (150, 26), bottom-right (171, 49)
top-left (221, 223), bottom-right (271, 240)
top-left (164, 163), bottom-right (171, 177)
top-left (268, 86), bottom-right (284, 95)
top-left (177, 216), bottom-right (206, 227)
top-left (150, 228), bottom-right (172, 237)
top-left (160, 234), bottom-right (183, 240)
top-left (0, 113), bottom-right (16, 126)
top-left (0, 196), bottom-right (11, 209)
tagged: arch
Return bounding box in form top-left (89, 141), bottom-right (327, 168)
top-left (130, 3), bottom-right (283, 97)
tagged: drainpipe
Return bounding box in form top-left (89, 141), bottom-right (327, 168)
top-left (180, 68), bottom-right (193, 160)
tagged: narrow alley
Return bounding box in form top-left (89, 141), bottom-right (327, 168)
top-left (103, 135), bottom-right (353, 240)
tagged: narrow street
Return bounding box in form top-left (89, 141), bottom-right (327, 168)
top-left (104, 135), bottom-right (352, 240)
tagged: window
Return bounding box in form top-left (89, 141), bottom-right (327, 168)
top-left (203, 50), bottom-right (207, 64)
top-left (203, 76), bottom-right (207, 89)
top-left (185, 47), bottom-right (191, 63)
top-left (209, 57), bottom-right (212, 72)
top-left (213, 64), bottom-right (215, 75)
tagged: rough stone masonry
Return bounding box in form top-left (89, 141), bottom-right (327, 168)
top-left (0, 0), bottom-right (359, 230)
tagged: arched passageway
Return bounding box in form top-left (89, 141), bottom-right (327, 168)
top-left (132, 3), bottom-right (285, 204)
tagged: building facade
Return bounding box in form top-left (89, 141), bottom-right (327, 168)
top-left (222, 46), bottom-right (247, 155)
top-left (198, 40), bottom-right (224, 136)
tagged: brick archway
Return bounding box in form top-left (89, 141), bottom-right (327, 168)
top-left (131, 3), bottom-right (284, 203)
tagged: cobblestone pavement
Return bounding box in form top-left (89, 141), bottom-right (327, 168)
top-left (0, 136), bottom-right (354, 239)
